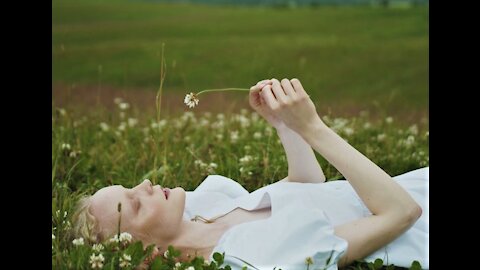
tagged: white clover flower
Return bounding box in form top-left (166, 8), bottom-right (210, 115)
top-left (408, 124), bottom-right (418, 135)
top-left (209, 163), bottom-right (218, 169)
top-left (216, 113), bottom-right (225, 120)
top-left (215, 134), bottom-right (224, 141)
top-left (128, 118), bottom-right (138, 128)
top-left (119, 102), bottom-right (130, 110)
top-left (109, 234), bottom-right (120, 243)
top-left (344, 127), bottom-right (354, 136)
top-left (236, 115), bottom-right (250, 128)
top-left (240, 108), bottom-right (248, 115)
top-left (184, 92), bottom-right (199, 108)
top-left (363, 122), bottom-right (371, 129)
top-left (115, 131), bottom-right (122, 137)
top-left (377, 134), bottom-right (386, 142)
top-left (164, 250), bottom-right (170, 258)
top-left (230, 131), bottom-right (239, 143)
top-left (239, 155), bottom-right (253, 165)
top-left (119, 253), bottom-right (132, 268)
top-left (173, 262), bottom-right (182, 270)
top-left (425, 131), bottom-right (429, 137)
top-left (186, 266), bottom-right (195, 270)
top-left (199, 118), bottom-right (210, 127)
top-left (405, 135), bottom-right (415, 147)
top-left (52, 234), bottom-right (55, 240)
top-left (385, 116), bottom-right (393, 124)
top-left (56, 210), bottom-right (61, 217)
top-left (119, 232), bottom-right (132, 244)
top-left (69, 151), bottom-right (79, 158)
top-left (99, 122), bottom-right (109, 132)
top-left (253, 132), bottom-right (262, 140)
top-left (72, 237), bottom-right (84, 246)
top-left (61, 143), bottom-right (71, 150)
top-left (89, 253), bottom-right (105, 269)
top-left (114, 97), bottom-right (123, 104)
top-left (118, 122), bottom-right (126, 131)
top-left (211, 120), bottom-right (225, 129)
top-left (244, 145), bottom-right (251, 152)
top-left (58, 108), bottom-right (66, 116)
top-left (92, 243), bottom-right (104, 252)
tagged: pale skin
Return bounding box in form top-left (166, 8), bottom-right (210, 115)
top-left (256, 78), bottom-right (422, 267)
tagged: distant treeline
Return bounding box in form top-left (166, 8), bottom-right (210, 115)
top-left (142, 0), bottom-right (429, 6)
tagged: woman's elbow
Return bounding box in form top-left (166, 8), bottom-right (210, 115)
top-left (402, 203), bottom-right (422, 227)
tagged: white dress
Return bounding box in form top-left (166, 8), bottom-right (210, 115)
top-left (183, 167), bottom-right (429, 270)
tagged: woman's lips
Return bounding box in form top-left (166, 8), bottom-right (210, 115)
top-left (162, 188), bottom-right (170, 200)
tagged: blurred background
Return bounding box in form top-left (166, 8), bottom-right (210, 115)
top-left (52, 0), bottom-right (428, 124)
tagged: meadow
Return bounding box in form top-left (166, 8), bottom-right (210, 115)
top-left (52, 0), bottom-right (428, 269)
top-left (53, 0), bottom-right (428, 115)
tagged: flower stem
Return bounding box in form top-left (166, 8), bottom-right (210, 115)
top-left (196, 88), bottom-right (250, 95)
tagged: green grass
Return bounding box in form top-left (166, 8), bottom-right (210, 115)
top-left (53, 0), bottom-right (428, 110)
top-left (52, 102), bottom-right (428, 269)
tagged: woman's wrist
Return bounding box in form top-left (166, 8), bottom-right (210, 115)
top-left (301, 118), bottom-right (331, 146)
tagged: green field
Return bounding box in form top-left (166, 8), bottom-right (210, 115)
top-left (53, 0), bottom-right (428, 113)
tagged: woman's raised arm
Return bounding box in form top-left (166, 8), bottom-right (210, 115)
top-left (249, 80), bottom-right (325, 184)
top-left (260, 78), bottom-right (422, 266)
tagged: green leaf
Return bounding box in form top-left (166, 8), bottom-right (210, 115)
top-left (373, 258), bottom-right (383, 269)
top-left (213, 252), bottom-right (224, 265)
top-left (409, 260), bottom-right (422, 270)
top-left (150, 257), bottom-right (165, 270)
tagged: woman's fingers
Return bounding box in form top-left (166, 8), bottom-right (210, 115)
top-left (260, 84), bottom-right (279, 110)
top-left (271, 78), bottom-right (288, 104)
top-left (290, 78), bottom-right (308, 98)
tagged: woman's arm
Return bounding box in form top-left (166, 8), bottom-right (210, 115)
top-left (260, 78), bottom-right (422, 266)
top-left (275, 124), bottom-right (325, 183)
top-left (250, 80), bottom-right (325, 184)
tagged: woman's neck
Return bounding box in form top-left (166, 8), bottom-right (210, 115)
top-left (162, 220), bottom-right (231, 261)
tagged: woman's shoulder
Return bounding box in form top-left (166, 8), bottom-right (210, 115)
top-left (194, 175), bottom-right (250, 199)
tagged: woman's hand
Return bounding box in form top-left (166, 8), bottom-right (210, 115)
top-left (249, 79), bottom-right (286, 129)
top-left (259, 78), bottom-right (326, 136)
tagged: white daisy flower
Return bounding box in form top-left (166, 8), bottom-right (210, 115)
top-left (184, 92), bottom-right (199, 108)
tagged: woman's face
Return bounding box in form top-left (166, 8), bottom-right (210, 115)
top-left (89, 179), bottom-right (186, 244)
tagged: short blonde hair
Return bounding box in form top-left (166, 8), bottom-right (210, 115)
top-left (71, 195), bottom-right (103, 243)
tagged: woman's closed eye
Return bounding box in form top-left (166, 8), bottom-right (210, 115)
top-left (133, 197), bottom-right (141, 212)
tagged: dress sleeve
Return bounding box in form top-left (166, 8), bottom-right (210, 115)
top-left (194, 174), bottom-right (249, 199)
